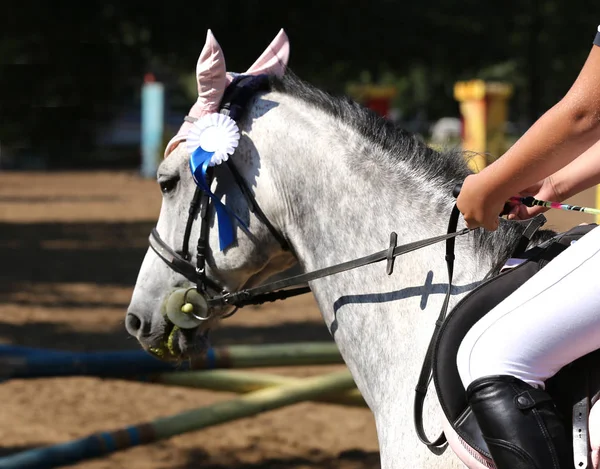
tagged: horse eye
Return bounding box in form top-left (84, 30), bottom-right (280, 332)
top-left (159, 176), bottom-right (179, 194)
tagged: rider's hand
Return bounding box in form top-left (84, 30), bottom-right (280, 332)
top-left (506, 176), bottom-right (562, 221)
top-left (456, 173), bottom-right (507, 231)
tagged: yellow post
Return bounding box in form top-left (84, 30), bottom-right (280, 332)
top-left (454, 80), bottom-right (513, 172)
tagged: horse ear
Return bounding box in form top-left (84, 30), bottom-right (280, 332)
top-left (245, 28), bottom-right (290, 77)
top-left (163, 30), bottom-right (227, 157)
top-left (195, 29), bottom-right (227, 114)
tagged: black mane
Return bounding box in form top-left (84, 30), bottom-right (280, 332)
top-left (268, 72), bottom-right (557, 272)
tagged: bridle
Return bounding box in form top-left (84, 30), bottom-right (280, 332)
top-left (147, 75), bottom-right (551, 448)
top-left (150, 73), bottom-right (548, 334)
top-left (148, 73), bottom-right (550, 328)
top-left (148, 74), bottom-right (483, 329)
top-left (149, 74), bottom-right (301, 321)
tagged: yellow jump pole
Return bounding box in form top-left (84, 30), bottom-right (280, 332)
top-left (185, 342), bottom-right (345, 369)
top-left (135, 369), bottom-right (367, 408)
top-left (0, 370), bottom-right (359, 468)
top-left (154, 370), bottom-right (358, 439)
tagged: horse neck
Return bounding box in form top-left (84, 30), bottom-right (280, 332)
top-left (245, 91), bottom-right (516, 468)
top-left (250, 91), bottom-right (495, 282)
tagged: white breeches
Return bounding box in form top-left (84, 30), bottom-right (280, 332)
top-left (457, 224), bottom-right (600, 389)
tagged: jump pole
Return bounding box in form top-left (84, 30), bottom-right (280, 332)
top-left (0, 370), bottom-right (357, 469)
top-left (134, 369), bottom-right (367, 408)
top-left (0, 342), bottom-right (344, 380)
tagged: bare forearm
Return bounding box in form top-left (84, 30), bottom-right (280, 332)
top-left (456, 30), bottom-right (600, 231)
top-left (478, 101), bottom-right (600, 199)
top-left (476, 45), bottom-right (600, 199)
top-left (549, 139), bottom-right (600, 200)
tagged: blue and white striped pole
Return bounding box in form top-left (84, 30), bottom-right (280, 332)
top-left (140, 74), bottom-right (164, 178)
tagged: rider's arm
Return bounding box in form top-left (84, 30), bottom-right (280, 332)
top-left (476, 39), bottom-right (600, 202)
top-left (539, 29), bottom-right (600, 200)
top-left (458, 31), bottom-right (600, 230)
top-left (544, 138), bottom-right (600, 201)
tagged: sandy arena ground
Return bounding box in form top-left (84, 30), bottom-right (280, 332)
top-left (0, 171), bottom-right (380, 469)
top-left (0, 170), bottom-right (596, 469)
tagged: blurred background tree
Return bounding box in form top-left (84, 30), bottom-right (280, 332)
top-left (1, 0), bottom-right (599, 168)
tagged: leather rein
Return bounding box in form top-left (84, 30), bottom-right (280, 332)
top-left (148, 75), bottom-right (552, 454)
top-left (150, 74), bottom-right (479, 325)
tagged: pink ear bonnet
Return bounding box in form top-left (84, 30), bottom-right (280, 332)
top-left (164, 29), bottom-right (290, 158)
top-left (164, 29), bottom-right (289, 251)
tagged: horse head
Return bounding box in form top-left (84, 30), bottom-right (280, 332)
top-left (126, 29), bottom-right (296, 360)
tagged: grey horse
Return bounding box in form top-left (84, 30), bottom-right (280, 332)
top-left (126, 30), bottom-right (554, 469)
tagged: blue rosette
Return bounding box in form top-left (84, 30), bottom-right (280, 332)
top-left (186, 113), bottom-right (246, 251)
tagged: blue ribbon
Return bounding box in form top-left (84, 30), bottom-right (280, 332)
top-left (189, 147), bottom-right (248, 251)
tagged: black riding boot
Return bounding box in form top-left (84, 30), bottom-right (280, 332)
top-left (466, 375), bottom-right (570, 469)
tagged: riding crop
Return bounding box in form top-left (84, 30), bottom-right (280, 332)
top-left (508, 196), bottom-right (600, 216)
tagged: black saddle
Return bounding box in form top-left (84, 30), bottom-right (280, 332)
top-left (421, 223), bottom-right (600, 468)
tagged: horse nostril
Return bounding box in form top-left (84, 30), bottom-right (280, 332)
top-left (125, 312), bottom-right (143, 336)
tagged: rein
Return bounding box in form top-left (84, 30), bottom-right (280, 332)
top-left (207, 224), bottom-right (472, 308)
top-left (150, 72), bottom-right (557, 456)
top-left (149, 208), bottom-right (473, 308)
top-left (150, 74), bottom-right (475, 328)
top-left (413, 193), bottom-right (548, 452)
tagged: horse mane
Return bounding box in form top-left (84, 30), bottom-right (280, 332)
top-left (267, 71), bottom-right (557, 272)
top-left (269, 72), bottom-right (470, 190)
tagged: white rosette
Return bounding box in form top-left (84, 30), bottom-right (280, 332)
top-left (186, 113), bottom-right (240, 166)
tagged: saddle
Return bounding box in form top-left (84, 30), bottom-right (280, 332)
top-left (416, 221), bottom-right (600, 469)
